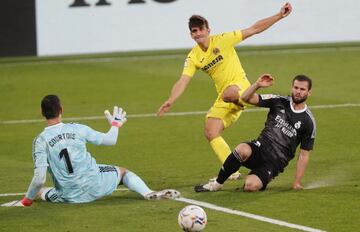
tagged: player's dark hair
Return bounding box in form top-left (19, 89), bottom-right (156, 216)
top-left (188, 15), bottom-right (209, 31)
top-left (41, 95), bottom-right (62, 119)
top-left (293, 75), bottom-right (312, 90)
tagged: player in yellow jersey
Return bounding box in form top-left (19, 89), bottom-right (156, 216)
top-left (158, 3), bottom-right (292, 180)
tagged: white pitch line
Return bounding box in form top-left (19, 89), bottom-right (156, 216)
top-left (1, 103), bottom-right (359, 125)
top-left (114, 188), bottom-right (130, 192)
top-left (0, 192), bottom-right (26, 197)
top-left (176, 197), bottom-right (326, 232)
top-left (0, 189), bottom-right (325, 231)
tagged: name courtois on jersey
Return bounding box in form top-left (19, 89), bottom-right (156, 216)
top-left (48, 133), bottom-right (76, 147)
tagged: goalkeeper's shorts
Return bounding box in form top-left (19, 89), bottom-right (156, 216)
top-left (41, 165), bottom-right (121, 203)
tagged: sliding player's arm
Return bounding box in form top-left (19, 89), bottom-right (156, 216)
top-left (293, 117), bottom-right (315, 190)
top-left (241, 2), bottom-right (292, 40)
top-left (293, 149), bottom-right (311, 190)
top-left (241, 74), bottom-right (274, 105)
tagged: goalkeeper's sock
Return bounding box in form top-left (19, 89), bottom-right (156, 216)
top-left (216, 150), bottom-right (242, 184)
top-left (210, 137), bottom-right (231, 163)
top-left (122, 170), bottom-right (153, 197)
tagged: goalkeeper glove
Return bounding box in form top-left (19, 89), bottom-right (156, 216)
top-left (104, 106), bottom-right (127, 128)
top-left (1, 197), bottom-right (33, 207)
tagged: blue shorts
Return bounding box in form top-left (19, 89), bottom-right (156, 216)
top-left (42, 165), bottom-right (121, 203)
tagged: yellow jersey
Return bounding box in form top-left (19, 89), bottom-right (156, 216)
top-left (182, 30), bottom-right (248, 94)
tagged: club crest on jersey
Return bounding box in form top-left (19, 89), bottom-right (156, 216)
top-left (294, 121), bottom-right (302, 129)
top-left (213, 47), bottom-right (220, 55)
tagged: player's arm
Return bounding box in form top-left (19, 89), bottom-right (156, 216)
top-left (102, 106), bottom-right (127, 145)
top-left (157, 75), bottom-right (192, 116)
top-left (24, 166), bottom-right (47, 203)
top-left (293, 149), bottom-right (311, 190)
top-left (78, 107), bottom-right (126, 146)
top-left (1, 166), bottom-right (47, 207)
top-left (241, 74), bottom-right (274, 105)
top-left (2, 137), bottom-right (49, 207)
top-left (241, 2), bottom-right (292, 40)
top-left (22, 137), bottom-right (49, 206)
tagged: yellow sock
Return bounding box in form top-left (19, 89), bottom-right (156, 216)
top-left (210, 137), bottom-right (231, 164)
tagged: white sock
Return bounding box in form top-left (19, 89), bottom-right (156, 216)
top-left (122, 170), bottom-right (153, 197)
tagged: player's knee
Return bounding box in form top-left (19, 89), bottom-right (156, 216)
top-left (222, 87), bottom-right (239, 103)
top-left (244, 180), bottom-right (261, 192)
top-left (235, 143), bottom-right (252, 161)
top-left (222, 92), bottom-right (238, 103)
top-left (244, 176), bottom-right (262, 192)
top-left (204, 127), bottom-right (220, 141)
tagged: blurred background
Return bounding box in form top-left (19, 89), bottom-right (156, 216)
top-left (1, 0), bottom-right (360, 57)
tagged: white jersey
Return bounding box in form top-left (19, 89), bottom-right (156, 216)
top-left (32, 122), bottom-right (105, 200)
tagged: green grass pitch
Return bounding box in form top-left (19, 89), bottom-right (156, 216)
top-left (0, 43), bottom-right (359, 232)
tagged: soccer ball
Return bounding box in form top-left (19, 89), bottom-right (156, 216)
top-left (178, 205), bottom-right (207, 232)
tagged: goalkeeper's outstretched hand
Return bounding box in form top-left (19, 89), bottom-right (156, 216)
top-left (104, 106), bottom-right (127, 128)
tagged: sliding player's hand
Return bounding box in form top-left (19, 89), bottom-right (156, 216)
top-left (256, 74), bottom-right (274, 88)
top-left (104, 106), bottom-right (127, 128)
top-left (293, 184), bottom-right (304, 190)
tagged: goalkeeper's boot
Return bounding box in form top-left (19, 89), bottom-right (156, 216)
top-left (194, 180), bottom-right (223, 192)
top-left (145, 189), bottom-right (180, 200)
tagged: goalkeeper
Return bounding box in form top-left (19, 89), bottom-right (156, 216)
top-left (158, 3), bottom-right (292, 180)
top-left (3, 95), bottom-right (179, 207)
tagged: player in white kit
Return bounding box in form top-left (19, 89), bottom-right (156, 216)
top-left (2, 95), bottom-right (179, 207)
